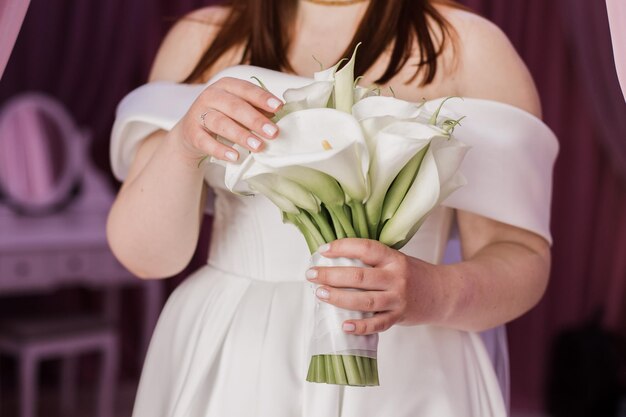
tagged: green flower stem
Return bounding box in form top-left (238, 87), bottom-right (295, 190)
top-left (325, 356), bottom-right (336, 384)
top-left (306, 357), bottom-right (316, 381)
top-left (342, 355), bottom-right (363, 386)
top-left (282, 168), bottom-right (345, 208)
top-left (316, 355), bottom-right (326, 382)
top-left (285, 212), bottom-right (324, 254)
top-left (380, 146), bottom-right (429, 230)
top-left (309, 210), bottom-right (336, 243)
top-left (328, 208), bottom-right (347, 239)
top-left (343, 205), bottom-right (353, 225)
top-left (371, 358), bottom-right (379, 385)
top-left (306, 355), bottom-right (378, 386)
top-left (363, 355), bottom-right (373, 384)
top-left (328, 205), bottom-right (357, 238)
top-left (298, 211), bottom-right (326, 246)
top-left (331, 355), bottom-right (348, 385)
top-left (355, 355), bottom-right (366, 383)
top-left (348, 201), bottom-right (369, 239)
top-left (429, 96), bottom-right (462, 125)
top-left (365, 200), bottom-right (381, 240)
top-left (299, 224), bottom-right (320, 254)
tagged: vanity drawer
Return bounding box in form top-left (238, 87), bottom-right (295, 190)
top-left (0, 252), bottom-right (55, 290)
top-left (56, 252), bottom-right (91, 277)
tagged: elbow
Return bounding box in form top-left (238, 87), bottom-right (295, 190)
top-left (106, 211), bottom-right (193, 280)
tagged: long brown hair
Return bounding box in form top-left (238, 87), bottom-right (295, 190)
top-left (183, 0), bottom-right (460, 86)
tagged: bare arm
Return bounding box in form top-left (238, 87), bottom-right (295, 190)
top-left (441, 13), bottom-right (549, 331)
top-left (106, 8), bottom-right (282, 279)
top-left (307, 13), bottom-right (552, 333)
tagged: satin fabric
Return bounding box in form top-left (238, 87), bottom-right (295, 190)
top-left (110, 65), bottom-right (558, 417)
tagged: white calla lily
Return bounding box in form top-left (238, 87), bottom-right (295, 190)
top-left (313, 58), bottom-right (345, 82)
top-left (254, 108), bottom-right (370, 203)
top-left (364, 121), bottom-right (449, 237)
top-left (352, 96), bottom-right (423, 122)
top-left (275, 81), bottom-right (334, 120)
top-left (248, 173), bottom-right (320, 213)
top-left (248, 176), bottom-right (299, 214)
top-left (353, 85), bottom-right (379, 102)
top-left (352, 96), bottom-right (428, 159)
top-left (222, 146), bottom-right (255, 195)
top-left (283, 81), bottom-right (333, 104)
top-left (379, 135), bottom-right (469, 248)
top-left (333, 43), bottom-right (360, 113)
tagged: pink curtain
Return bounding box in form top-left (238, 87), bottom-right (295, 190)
top-left (607, 0), bottom-right (626, 101)
top-left (0, 0), bottom-right (30, 78)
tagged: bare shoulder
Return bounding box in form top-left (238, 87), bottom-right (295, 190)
top-left (437, 5), bottom-right (542, 117)
top-left (148, 5), bottom-right (233, 83)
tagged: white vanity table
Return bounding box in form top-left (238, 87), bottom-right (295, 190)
top-left (0, 161), bottom-right (164, 364)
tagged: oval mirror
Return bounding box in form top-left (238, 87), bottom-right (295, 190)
top-left (0, 93), bottom-right (86, 215)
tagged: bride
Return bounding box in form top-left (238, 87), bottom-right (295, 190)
top-left (106, 0), bottom-right (556, 416)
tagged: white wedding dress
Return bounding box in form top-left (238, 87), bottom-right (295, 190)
top-left (110, 65), bottom-right (558, 417)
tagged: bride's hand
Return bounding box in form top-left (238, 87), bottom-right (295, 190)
top-left (306, 238), bottom-right (449, 336)
top-left (169, 77), bottom-right (284, 163)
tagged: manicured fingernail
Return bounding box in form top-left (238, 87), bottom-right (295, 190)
top-left (305, 269), bottom-right (318, 280)
top-left (225, 151), bottom-right (238, 161)
top-left (247, 136), bottom-right (261, 150)
top-left (318, 243), bottom-right (330, 253)
top-left (263, 124), bottom-right (277, 137)
top-left (267, 98), bottom-right (282, 110)
top-left (316, 287), bottom-right (329, 300)
top-left (343, 322), bottom-right (356, 332)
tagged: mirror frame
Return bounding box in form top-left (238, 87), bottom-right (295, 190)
top-left (0, 93), bottom-right (87, 215)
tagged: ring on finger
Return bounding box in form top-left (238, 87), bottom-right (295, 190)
top-left (200, 111), bottom-right (209, 129)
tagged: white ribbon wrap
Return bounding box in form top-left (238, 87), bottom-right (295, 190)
top-left (308, 252), bottom-right (378, 359)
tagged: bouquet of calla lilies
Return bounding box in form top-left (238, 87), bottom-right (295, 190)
top-left (218, 46), bottom-right (469, 386)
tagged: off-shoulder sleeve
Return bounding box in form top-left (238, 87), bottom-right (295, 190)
top-left (440, 98), bottom-right (559, 245)
top-left (109, 82), bottom-right (205, 181)
top-left (109, 66), bottom-right (311, 182)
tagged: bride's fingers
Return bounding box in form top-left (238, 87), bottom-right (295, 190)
top-left (203, 89), bottom-right (279, 140)
top-left (190, 122), bottom-right (239, 162)
top-left (215, 76), bottom-right (284, 114)
top-left (306, 266), bottom-right (389, 291)
top-left (199, 110), bottom-right (266, 153)
top-left (315, 286), bottom-right (397, 313)
top-left (342, 311), bottom-right (397, 335)
top-left (320, 238), bottom-right (397, 267)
